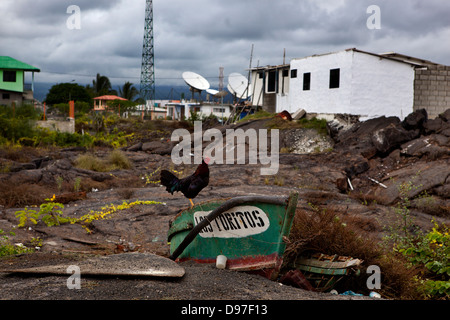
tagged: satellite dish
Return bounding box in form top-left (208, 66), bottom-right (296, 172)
top-left (227, 83), bottom-right (236, 96)
top-left (228, 73), bottom-right (252, 99)
top-left (182, 71), bottom-right (210, 101)
top-left (183, 71), bottom-right (210, 90)
top-left (206, 88), bottom-right (219, 96)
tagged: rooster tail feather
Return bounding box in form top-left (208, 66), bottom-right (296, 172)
top-left (160, 170), bottom-right (180, 194)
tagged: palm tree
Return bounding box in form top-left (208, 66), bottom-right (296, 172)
top-left (92, 73), bottom-right (115, 96)
top-left (118, 81), bottom-right (139, 101)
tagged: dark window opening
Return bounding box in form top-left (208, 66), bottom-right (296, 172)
top-left (258, 71), bottom-right (263, 79)
top-left (3, 71), bottom-right (16, 82)
top-left (303, 72), bottom-right (311, 91)
top-left (267, 70), bottom-right (276, 92)
top-left (290, 69), bottom-right (297, 78)
top-left (329, 68), bottom-right (340, 89)
top-left (282, 69), bottom-right (289, 77)
top-left (2, 93), bottom-right (10, 100)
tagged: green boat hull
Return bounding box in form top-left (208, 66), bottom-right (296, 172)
top-left (168, 192), bottom-right (298, 279)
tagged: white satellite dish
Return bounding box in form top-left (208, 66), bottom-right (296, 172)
top-left (206, 88), bottom-right (219, 96)
top-left (182, 71), bottom-right (210, 101)
top-left (228, 73), bottom-right (252, 99)
top-left (183, 71), bottom-right (210, 90)
top-left (227, 83), bottom-right (236, 96)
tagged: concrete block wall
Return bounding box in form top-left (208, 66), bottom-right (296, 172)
top-left (414, 65), bottom-right (450, 119)
top-left (36, 118), bottom-right (75, 134)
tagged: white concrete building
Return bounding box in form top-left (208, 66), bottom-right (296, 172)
top-left (166, 101), bottom-right (232, 120)
top-left (250, 48), bottom-right (446, 120)
top-left (250, 64), bottom-right (290, 113)
top-left (289, 48), bottom-right (416, 120)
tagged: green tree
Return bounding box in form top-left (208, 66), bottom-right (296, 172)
top-left (118, 81), bottom-right (139, 101)
top-left (107, 99), bottom-right (137, 117)
top-left (91, 73), bottom-right (117, 96)
top-left (45, 83), bottom-right (91, 105)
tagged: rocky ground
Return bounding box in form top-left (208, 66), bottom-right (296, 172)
top-left (0, 108), bottom-right (449, 301)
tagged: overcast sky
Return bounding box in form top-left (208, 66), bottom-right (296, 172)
top-left (1, 0), bottom-right (450, 91)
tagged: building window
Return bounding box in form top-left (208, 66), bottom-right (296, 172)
top-left (213, 107), bottom-right (225, 113)
top-left (329, 68), bottom-right (340, 89)
top-left (3, 71), bottom-right (16, 82)
top-left (2, 93), bottom-right (10, 100)
top-left (267, 70), bottom-right (276, 92)
top-left (290, 69), bottom-right (297, 78)
top-left (303, 72), bottom-right (311, 91)
top-left (282, 69), bottom-right (289, 77)
top-left (258, 71), bottom-right (263, 79)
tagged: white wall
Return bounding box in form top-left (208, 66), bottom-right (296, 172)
top-left (351, 52), bottom-right (414, 120)
top-left (288, 49), bottom-right (415, 120)
top-left (289, 50), bottom-right (353, 115)
top-left (250, 67), bottom-right (290, 110)
top-left (276, 94), bottom-right (289, 112)
top-left (250, 70), bottom-right (264, 107)
top-left (200, 105), bottom-right (231, 119)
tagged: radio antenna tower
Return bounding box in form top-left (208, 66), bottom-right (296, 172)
top-left (218, 67), bottom-right (224, 92)
top-left (140, 0), bottom-right (155, 105)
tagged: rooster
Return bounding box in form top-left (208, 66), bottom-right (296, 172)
top-left (160, 158), bottom-right (210, 208)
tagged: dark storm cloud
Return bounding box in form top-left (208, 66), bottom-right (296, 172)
top-left (1, 0), bottom-right (449, 88)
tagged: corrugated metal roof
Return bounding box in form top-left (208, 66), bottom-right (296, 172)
top-left (0, 56), bottom-right (40, 71)
top-left (93, 95), bottom-right (128, 100)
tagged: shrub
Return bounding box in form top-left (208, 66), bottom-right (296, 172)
top-left (397, 220), bottom-right (450, 299)
top-left (74, 150), bottom-right (132, 172)
top-left (108, 149), bottom-right (131, 170)
top-left (0, 182), bottom-right (52, 208)
top-left (0, 230), bottom-right (34, 257)
top-left (74, 154), bottom-right (109, 172)
top-left (15, 195), bottom-right (69, 228)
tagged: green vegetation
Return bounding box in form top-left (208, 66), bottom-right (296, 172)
top-left (45, 82), bottom-right (92, 105)
top-left (0, 104), bottom-right (41, 143)
top-left (12, 197), bottom-right (166, 235)
top-left (266, 115), bottom-right (328, 135)
top-left (297, 117), bottom-right (328, 136)
top-left (0, 104), bottom-right (136, 149)
top-left (397, 220), bottom-right (449, 298)
top-left (238, 110), bottom-right (273, 122)
top-left (15, 195), bottom-right (67, 227)
top-left (0, 229), bottom-right (34, 257)
top-left (384, 180), bottom-right (450, 299)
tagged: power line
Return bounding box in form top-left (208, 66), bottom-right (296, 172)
top-left (39, 70), bottom-right (244, 82)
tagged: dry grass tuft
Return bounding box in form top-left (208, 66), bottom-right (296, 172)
top-left (74, 150), bottom-right (132, 172)
top-left (0, 182), bottom-right (53, 208)
top-left (284, 206), bottom-right (422, 299)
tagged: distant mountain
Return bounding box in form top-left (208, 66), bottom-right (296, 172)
top-left (33, 83), bottom-right (234, 104)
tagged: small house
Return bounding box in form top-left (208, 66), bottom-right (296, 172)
top-left (250, 48), bottom-right (450, 120)
top-left (93, 95), bottom-right (128, 112)
top-left (0, 56), bottom-right (40, 105)
top-left (250, 63), bottom-right (290, 113)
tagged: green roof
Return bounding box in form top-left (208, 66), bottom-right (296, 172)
top-left (0, 56), bottom-right (40, 72)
